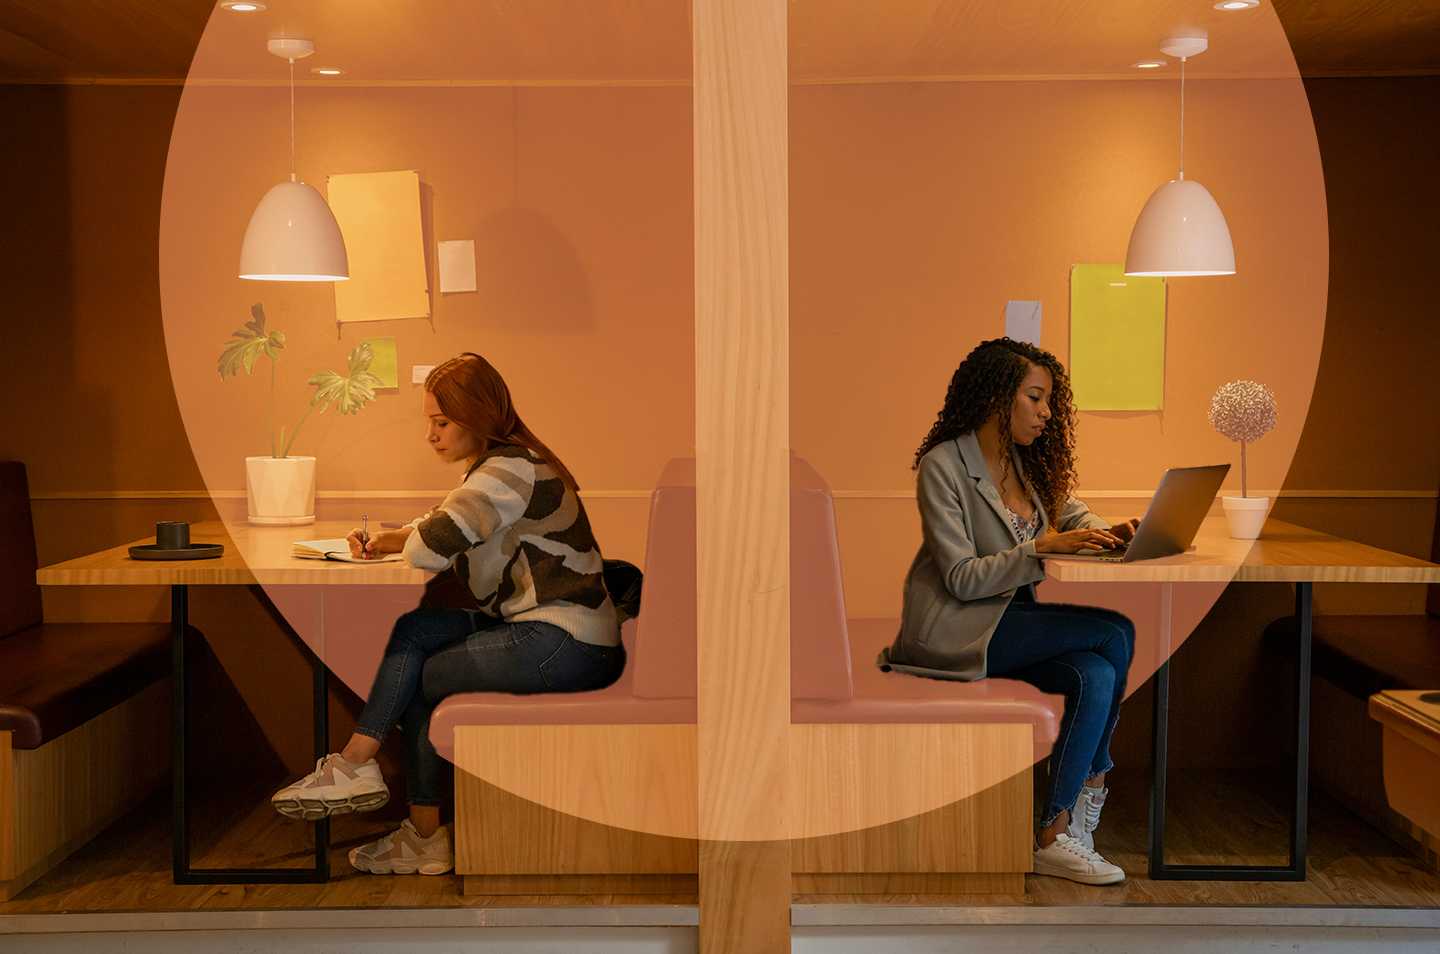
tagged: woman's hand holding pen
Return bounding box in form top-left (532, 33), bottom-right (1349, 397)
top-left (346, 526), bottom-right (411, 559)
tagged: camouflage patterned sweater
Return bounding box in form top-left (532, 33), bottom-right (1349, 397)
top-left (402, 445), bottom-right (619, 647)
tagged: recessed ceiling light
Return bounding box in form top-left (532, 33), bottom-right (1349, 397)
top-left (311, 67), bottom-right (345, 76)
top-left (1214, 0), bottom-right (1260, 10)
top-left (221, 1), bottom-right (267, 11)
top-left (1133, 60), bottom-right (1168, 70)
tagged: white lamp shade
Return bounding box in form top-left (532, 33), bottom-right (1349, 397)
top-left (238, 180), bottom-right (349, 281)
top-left (1124, 178), bottom-right (1236, 277)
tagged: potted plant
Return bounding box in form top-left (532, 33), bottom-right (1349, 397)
top-left (218, 304), bottom-right (382, 525)
top-left (1208, 379), bottom-right (1279, 539)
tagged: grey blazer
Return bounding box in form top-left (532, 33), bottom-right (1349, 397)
top-left (878, 431), bottom-right (1110, 681)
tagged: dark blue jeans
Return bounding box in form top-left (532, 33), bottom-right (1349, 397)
top-left (984, 588), bottom-right (1136, 831)
top-left (355, 608), bottom-right (626, 806)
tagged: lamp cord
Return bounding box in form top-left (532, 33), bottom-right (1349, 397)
top-left (1178, 55), bottom-right (1186, 181)
top-left (288, 57), bottom-right (296, 182)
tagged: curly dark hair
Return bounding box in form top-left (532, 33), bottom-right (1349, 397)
top-left (914, 337), bottom-right (1079, 526)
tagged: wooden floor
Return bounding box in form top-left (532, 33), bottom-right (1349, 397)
top-left (2, 768), bottom-right (1438, 914)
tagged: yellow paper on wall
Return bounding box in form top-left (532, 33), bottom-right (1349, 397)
top-left (327, 170), bottom-right (430, 323)
top-left (361, 336), bottom-right (398, 389)
top-left (1069, 264), bottom-right (1166, 410)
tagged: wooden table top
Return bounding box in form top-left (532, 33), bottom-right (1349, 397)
top-left (1043, 516), bottom-right (1440, 583)
top-left (35, 520), bottom-right (431, 586)
top-left (35, 516), bottom-right (1440, 587)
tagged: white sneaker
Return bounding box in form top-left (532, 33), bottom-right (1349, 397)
top-left (270, 753), bottom-right (390, 820)
top-left (1066, 784), bottom-right (1109, 850)
top-left (349, 820), bottom-right (453, 876)
top-left (1033, 832), bottom-right (1125, 885)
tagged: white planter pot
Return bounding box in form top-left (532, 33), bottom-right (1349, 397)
top-left (1222, 495), bottom-right (1272, 540)
top-left (245, 455), bottom-right (316, 526)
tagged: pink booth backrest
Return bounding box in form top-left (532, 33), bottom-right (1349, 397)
top-left (630, 456), bottom-right (855, 702)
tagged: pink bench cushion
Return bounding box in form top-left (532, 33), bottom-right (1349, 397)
top-left (430, 620), bottom-right (1060, 762)
top-left (429, 458), bottom-right (1060, 763)
top-left (429, 619), bottom-right (695, 761)
top-left (629, 457), bottom-right (853, 702)
top-left (792, 619), bottom-right (1062, 754)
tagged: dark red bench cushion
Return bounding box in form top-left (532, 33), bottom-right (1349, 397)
top-left (0, 622), bottom-right (170, 749)
top-left (1265, 614), bottom-right (1440, 698)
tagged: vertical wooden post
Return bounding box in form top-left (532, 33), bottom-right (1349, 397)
top-left (693, 0), bottom-right (790, 950)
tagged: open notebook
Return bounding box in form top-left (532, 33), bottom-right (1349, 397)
top-left (291, 538), bottom-right (406, 564)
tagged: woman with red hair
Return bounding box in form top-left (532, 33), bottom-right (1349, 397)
top-left (270, 353), bottom-right (622, 876)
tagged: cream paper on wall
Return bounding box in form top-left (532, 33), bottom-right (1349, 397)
top-left (1069, 263), bottom-right (1166, 411)
top-left (327, 170), bottom-right (430, 324)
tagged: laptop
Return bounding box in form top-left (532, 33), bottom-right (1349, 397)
top-left (1046, 463), bottom-right (1230, 563)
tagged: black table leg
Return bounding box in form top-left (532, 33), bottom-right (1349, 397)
top-left (1148, 581), bottom-right (1313, 881)
top-left (171, 583), bottom-right (331, 884)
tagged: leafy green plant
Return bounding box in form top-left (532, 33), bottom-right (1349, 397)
top-left (218, 303), bottom-right (383, 458)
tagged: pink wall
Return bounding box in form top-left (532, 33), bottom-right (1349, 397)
top-left (791, 78), bottom-right (1328, 615)
top-left (160, 84), bottom-right (695, 499)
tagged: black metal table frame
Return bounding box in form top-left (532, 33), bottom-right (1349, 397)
top-left (171, 583), bottom-right (331, 884)
top-left (1148, 580), bottom-right (1312, 881)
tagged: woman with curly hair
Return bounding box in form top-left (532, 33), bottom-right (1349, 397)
top-left (879, 337), bottom-right (1139, 886)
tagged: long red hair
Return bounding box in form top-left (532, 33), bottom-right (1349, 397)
top-left (425, 353), bottom-right (579, 492)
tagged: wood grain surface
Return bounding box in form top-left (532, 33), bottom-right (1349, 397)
top-left (694, 0), bottom-right (791, 948)
top-left (35, 520), bottom-right (428, 586)
top-left (1044, 517), bottom-right (1440, 583)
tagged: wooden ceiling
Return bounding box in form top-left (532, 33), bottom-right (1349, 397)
top-left (0, 0), bottom-right (1436, 84)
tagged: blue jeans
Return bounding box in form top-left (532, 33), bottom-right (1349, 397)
top-left (984, 589), bottom-right (1136, 831)
top-left (355, 608), bottom-right (626, 806)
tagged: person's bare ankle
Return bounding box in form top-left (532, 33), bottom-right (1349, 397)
top-left (340, 734), bottom-right (380, 766)
top-left (410, 807), bottom-right (442, 839)
top-left (1037, 810), bottom-right (1068, 847)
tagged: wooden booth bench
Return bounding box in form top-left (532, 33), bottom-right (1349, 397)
top-left (0, 462), bottom-right (171, 900)
top-left (431, 457), bottom-right (1061, 897)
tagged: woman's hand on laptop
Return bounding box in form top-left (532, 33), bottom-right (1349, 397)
top-left (1108, 517), bottom-right (1140, 542)
top-left (1035, 527), bottom-right (1125, 554)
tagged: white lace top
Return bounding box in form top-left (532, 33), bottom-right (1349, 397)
top-left (1003, 503), bottom-right (1041, 543)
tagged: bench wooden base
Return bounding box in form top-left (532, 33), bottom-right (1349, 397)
top-left (1, 679), bottom-right (169, 901)
top-left (461, 872), bottom-right (1024, 897)
top-left (1369, 690), bottom-right (1440, 874)
top-left (452, 722), bottom-right (1034, 899)
top-left (464, 873), bottom-right (697, 896)
top-left (793, 872), bottom-right (1024, 894)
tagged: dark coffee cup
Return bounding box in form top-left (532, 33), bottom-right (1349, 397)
top-left (156, 521), bottom-right (190, 550)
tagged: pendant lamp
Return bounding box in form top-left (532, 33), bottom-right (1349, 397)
top-left (239, 37), bottom-right (349, 282)
top-left (1124, 35), bottom-right (1235, 277)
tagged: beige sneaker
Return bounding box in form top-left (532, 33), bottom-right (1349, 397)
top-left (1033, 832), bottom-right (1125, 885)
top-left (349, 820), bottom-right (453, 876)
top-left (270, 753), bottom-right (389, 820)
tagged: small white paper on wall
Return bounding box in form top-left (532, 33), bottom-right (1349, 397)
top-left (1005, 300), bottom-right (1042, 345)
top-left (438, 240), bottom-right (477, 294)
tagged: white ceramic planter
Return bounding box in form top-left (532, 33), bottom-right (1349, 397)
top-left (1222, 495), bottom-right (1272, 540)
top-left (245, 455), bottom-right (316, 525)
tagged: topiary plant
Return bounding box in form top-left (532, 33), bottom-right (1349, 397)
top-left (218, 303), bottom-right (383, 458)
top-left (1208, 379), bottom-right (1278, 498)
